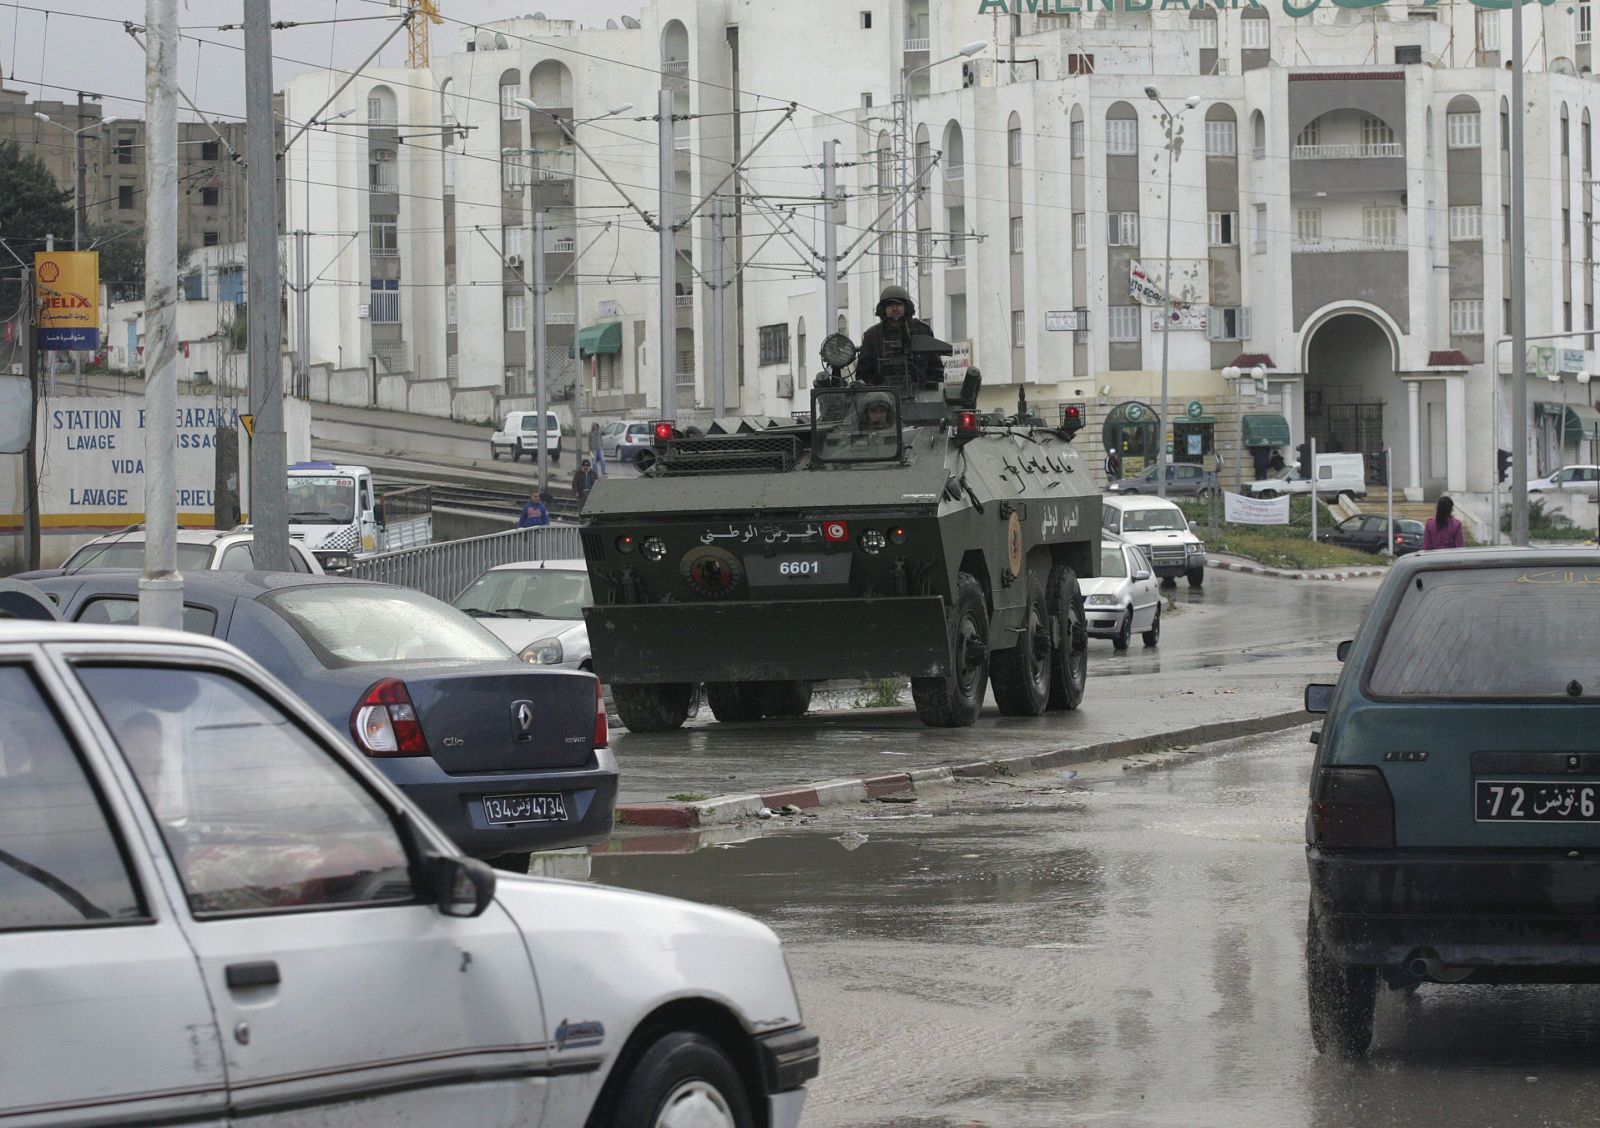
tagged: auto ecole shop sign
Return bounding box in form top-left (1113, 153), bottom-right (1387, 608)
top-left (35, 251), bottom-right (99, 352)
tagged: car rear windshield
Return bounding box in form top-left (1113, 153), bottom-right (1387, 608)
top-left (1119, 508), bottom-right (1187, 533)
top-left (1368, 565), bottom-right (1600, 698)
top-left (265, 585), bottom-right (511, 666)
top-left (66, 542), bottom-right (214, 570)
top-left (1100, 546), bottom-right (1128, 578)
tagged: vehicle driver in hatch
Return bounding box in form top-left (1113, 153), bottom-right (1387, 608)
top-left (859, 393), bottom-right (896, 433)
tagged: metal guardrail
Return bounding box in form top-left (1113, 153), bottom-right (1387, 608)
top-left (351, 524), bottom-right (582, 603)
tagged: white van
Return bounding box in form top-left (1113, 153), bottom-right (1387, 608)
top-left (490, 410), bottom-right (563, 463)
top-left (1248, 452), bottom-right (1367, 500)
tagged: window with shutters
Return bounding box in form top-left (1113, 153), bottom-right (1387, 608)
top-left (1070, 119), bottom-right (1086, 159)
top-left (1008, 127), bottom-right (1023, 166)
top-left (1254, 203), bottom-right (1268, 254)
top-left (370, 216), bottom-right (398, 256)
top-left (500, 83), bottom-right (521, 120)
top-left (1208, 211), bottom-right (1237, 246)
top-left (1108, 306), bottom-right (1141, 341)
top-left (1108, 212), bottom-right (1139, 246)
top-left (1072, 212), bottom-right (1087, 249)
top-left (504, 293), bottom-right (525, 331)
top-left (1010, 216), bottom-right (1024, 254)
top-left (1206, 306), bottom-right (1251, 340)
top-left (1450, 299), bottom-right (1483, 335)
top-left (1205, 120), bottom-right (1236, 156)
top-left (503, 226), bottom-right (524, 260)
top-left (1446, 111), bottom-right (1481, 149)
top-left (1199, 18), bottom-right (1218, 47)
top-left (758, 324), bottom-right (790, 366)
top-left (1012, 310), bottom-right (1025, 346)
top-left (1296, 208), bottom-right (1322, 242)
top-left (1362, 206), bottom-right (1399, 244)
top-left (1361, 116), bottom-right (1396, 148)
top-left (1579, 2), bottom-right (1591, 44)
top-left (1296, 120), bottom-right (1319, 149)
top-left (1105, 119), bottom-right (1136, 156)
top-left (1448, 206), bottom-right (1482, 241)
top-left (503, 155), bottom-right (529, 190)
top-left (1242, 16), bottom-right (1269, 49)
top-left (1479, 9), bottom-right (1501, 49)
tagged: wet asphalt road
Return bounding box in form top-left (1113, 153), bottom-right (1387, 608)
top-left (592, 727), bottom-right (1600, 1128)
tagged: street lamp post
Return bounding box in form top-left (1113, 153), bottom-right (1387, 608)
top-left (516, 98), bottom-right (631, 471)
top-left (897, 40), bottom-right (987, 289)
top-left (1144, 88), bottom-right (1200, 498)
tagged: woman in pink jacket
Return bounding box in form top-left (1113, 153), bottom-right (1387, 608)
top-left (1423, 495), bottom-right (1465, 549)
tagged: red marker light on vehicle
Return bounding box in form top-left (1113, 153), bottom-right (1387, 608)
top-left (615, 534), bottom-right (637, 554)
top-left (652, 421), bottom-right (676, 444)
top-left (956, 410), bottom-right (979, 437)
top-left (351, 678), bottom-right (429, 757)
top-left (1064, 405), bottom-right (1082, 424)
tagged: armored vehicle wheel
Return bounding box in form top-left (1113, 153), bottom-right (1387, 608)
top-left (612, 682), bottom-right (696, 732)
top-left (911, 572), bottom-right (989, 728)
top-left (758, 680), bottom-right (813, 718)
top-left (706, 682), bottom-right (766, 723)
top-left (990, 571), bottom-right (1051, 716)
top-left (634, 449), bottom-right (657, 471)
top-left (1045, 565), bottom-right (1088, 711)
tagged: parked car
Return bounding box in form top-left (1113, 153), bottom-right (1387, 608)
top-left (491, 409), bottom-right (563, 463)
top-left (1317, 514), bottom-right (1424, 557)
top-left (0, 621), bottom-right (818, 1127)
top-left (454, 558), bottom-right (594, 670)
top-left (1081, 539), bottom-right (1161, 649)
top-left (30, 528), bottom-right (324, 576)
top-left (1304, 547), bottom-right (1600, 1059)
top-left (27, 571), bottom-right (616, 866)
top-left (601, 420), bottom-right (656, 466)
top-left (1528, 464), bottom-right (1600, 498)
top-left (1101, 496), bottom-right (1206, 588)
top-left (1106, 462), bottom-right (1219, 499)
top-left (1248, 452), bottom-right (1367, 500)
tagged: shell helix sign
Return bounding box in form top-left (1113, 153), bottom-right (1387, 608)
top-left (35, 251), bottom-right (99, 352)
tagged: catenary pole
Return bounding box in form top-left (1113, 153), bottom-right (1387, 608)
top-left (658, 90), bottom-right (677, 421)
top-left (1510, 0), bottom-right (1530, 544)
top-left (712, 195), bottom-right (726, 418)
top-left (534, 209), bottom-right (550, 497)
top-left (244, 0), bottom-right (289, 572)
top-left (140, 0), bottom-right (182, 627)
top-left (823, 140), bottom-right (839, 338)
top-left (22, 267), bottom-right (40, 571)
top-left (73, 92), bottom-right (85, 391)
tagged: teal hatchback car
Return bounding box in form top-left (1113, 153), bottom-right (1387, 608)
top-left (1304, 547), bottom-right (1600, 1057)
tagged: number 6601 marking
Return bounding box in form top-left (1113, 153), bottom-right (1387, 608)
top-left (779, 560), bottom-right (820, 576)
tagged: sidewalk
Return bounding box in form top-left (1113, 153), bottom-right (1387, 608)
top-left (1205, 553), bottom-right (1390, 582)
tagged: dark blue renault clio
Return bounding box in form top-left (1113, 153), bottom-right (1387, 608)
top-left (1304, 547), bottom-right (1600, 1057)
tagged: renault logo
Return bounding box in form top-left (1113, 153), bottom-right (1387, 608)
top-left (513, 700), bottom-right (535, 735)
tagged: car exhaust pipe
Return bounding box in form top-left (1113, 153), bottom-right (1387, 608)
top-left (1406, 951), bottom-right (1474, 983)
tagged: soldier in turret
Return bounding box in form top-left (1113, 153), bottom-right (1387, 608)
top-left (856, 284), bottom-right (942, 388)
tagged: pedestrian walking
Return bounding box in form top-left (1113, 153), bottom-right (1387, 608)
top-left (1104, 446), bottom-right (1122, 481)
top-left (517, 489), bottom-right (550, 528)
top-left (571, 459), bottom-right (598, 503)
top-left (1423, 495), bottom-right (1465, 550)
top-left (587, 422), bottom-right (606, 476)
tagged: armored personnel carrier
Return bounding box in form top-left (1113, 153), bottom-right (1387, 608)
top-left (578, 332), bottom-right (1101, 731)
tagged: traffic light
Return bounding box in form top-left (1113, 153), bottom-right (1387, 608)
top-left (1059, 401), bottom-right (1086, 439)
top-left (1295, 441), bottom-right (1312, 475)
top-left (1497, 447), bottom-right (1512, 484)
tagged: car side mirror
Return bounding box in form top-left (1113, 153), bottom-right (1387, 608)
top-left (1304, 683), bottom-right (1336, 715)
top-left (1335, 640), bottom-right (1352, 663)
top-left (431, 855), bottom-right (497, 918)
top-left (1133, 569), bottom-right (1151, 581)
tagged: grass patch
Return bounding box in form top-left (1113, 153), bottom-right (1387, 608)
top-left (852, 678), bottom-right (905, 708)
top-left (1175, 496), bottom-right (1389, 571)
top-left (667, 793), bottom-right (709, 803)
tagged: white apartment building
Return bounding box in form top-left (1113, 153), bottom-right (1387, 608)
top-left (282, 0), bottom-right (1600, 500)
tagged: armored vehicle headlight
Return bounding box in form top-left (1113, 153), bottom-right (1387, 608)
top-left (520, 637), bottom-right (564, 665)
top-left (888, 526), bottom-right (908, 545)
top-left (615, 534), bottom-right (637, 554)
top-left (641, 536), bottom-right (668, 561)
top-left (859, 528), bottom-right (887, 554)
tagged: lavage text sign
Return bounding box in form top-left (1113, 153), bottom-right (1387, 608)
top-left (978, 0), bottom-right (1551, 14)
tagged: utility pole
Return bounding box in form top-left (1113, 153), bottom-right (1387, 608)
top-left (533, 209), bottom-right (550, 497)
top-left (140, 0), bottom-right (181, 628)
top-left (73, 93), bottom-right (86, 391)
top-left (291, 228), bottom-right (310, 398)
top-left (1509, 1), bottom-right (1530, 545)
top-left (712, 195), bottom-right (726, 418)
top-left (658, 89), bottom-right (677, 421)
top-left (245, 0), bottom-right (289, 572)
top-left (823, 140), bottom-right (839, 335)
top-left (23, 267), bottom-right (40, 572)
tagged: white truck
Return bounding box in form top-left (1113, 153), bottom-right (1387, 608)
top-left (1247, 452), bottom-right (1368, 500)
top-left (287, 462), bottom-right (432, 571)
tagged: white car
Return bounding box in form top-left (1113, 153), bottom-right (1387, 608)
top-left (491, 410), bottom-right (564, 464)
top-left (1528, 464), bottom-right (1600, 498)
top-left (1082, 539), bottom-right (1162, 649)
top-left (0, 623), bottom-right (818, 1127)
top-left (454, 558), bottom-right (594, 670)
top-left (602, 421), bottom-right (657, 466)
top-left (40, 528), bottom-right (324, 576)
top-left (1101, 495), bottom-right (1207, 588)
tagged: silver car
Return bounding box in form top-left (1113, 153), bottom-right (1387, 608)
top-left (453, 559), bottom-right (594, 670)
top-left (1080, 539), bottom-right (1162, 649)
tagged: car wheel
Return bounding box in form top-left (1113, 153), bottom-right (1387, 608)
top-left (1256, 488), bottom-right (1280, 499)
top-left (1112, 606), bottom-right (1131, 651)
top-left (611, 683), bottom-right (696, 732)
top-left (1142, 604), bottom-right (1161, 648)
top-left (490, 445), bottom-right (502, 461)
top-left (911, 571), bottom-right (989, 727)
top-left (1045, 564), bottom-right (1088, 711)
top-left (511, 446), bottom-right (523, 463)
top-left (757, 680), bottom-right (813, 718)
top-left (989, 571), bottom-right (1051, 716)
top-left (1196, 487), bottom-right (1213, 501)
top-left (1186, 566), bottom-right (1205, 589)
top-left (552, 448), bottom-right (562, 465)
top-left (606, 1031), bottom-right (754, 1128)
top-left (705, 682), bottom-right (766, 723)
top-left (1306, 904), bottom-right (1377, 1059)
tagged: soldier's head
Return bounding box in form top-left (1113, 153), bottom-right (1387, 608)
top-left (875, 284), bottom-right (913, 324)
top-left (860, 392), bottom-right (896, 431)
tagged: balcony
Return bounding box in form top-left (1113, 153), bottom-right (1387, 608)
top-left (548, 237), bottom-right (577, 254)
top-left (1292, 236), bottom-right (1404, 253)
top-left (904, 37), bottom-right (930, 51)
top-left (1291, 143), bottom-right (1403, 160)
top-left (675, 294), bottom-right (695, 308)
top-left (545, 311), bottom-right (575, 325)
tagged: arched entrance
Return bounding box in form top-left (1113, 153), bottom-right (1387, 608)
top-left (1302, 311), bottom-right (1399, 486)
top-left (1102, 401), bottom-right (1159, 478)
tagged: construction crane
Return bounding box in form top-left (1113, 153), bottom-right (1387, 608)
top-left (397, 0), bottom-right (443, 69)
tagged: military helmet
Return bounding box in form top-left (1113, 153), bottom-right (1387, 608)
top-left (859, 390), bottom-right (896, 426)
top-left (874, 284), bottom-right (916, 319)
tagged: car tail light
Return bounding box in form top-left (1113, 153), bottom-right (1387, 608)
top-left (1395, 535), bottom-right (1404, 546)
top-left (593, 679), bottom-right (608, 748)
top-left (351, 678), bottom-right (429, 757)
top-left (1310, 766), bottom-right (1394, 848)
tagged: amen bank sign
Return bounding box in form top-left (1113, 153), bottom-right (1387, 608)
top-left (978, 0), bottom-right (1549, 14)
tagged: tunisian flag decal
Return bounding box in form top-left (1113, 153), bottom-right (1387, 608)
top-left (822, 520), bottom-right (850, 543)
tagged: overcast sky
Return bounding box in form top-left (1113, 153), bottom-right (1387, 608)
top-left (5, 1), bottom-right (644, 121)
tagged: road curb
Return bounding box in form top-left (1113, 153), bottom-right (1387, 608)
top-left (1206, 556), bottom-right (1389, 582)
top-left (612, 708), bottom-right (1312, 830)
